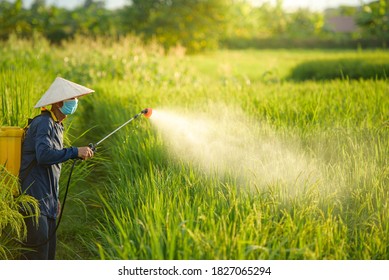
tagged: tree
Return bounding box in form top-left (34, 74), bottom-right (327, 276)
top-left (356, 0), bottom-right (389, 42)
top-left (28, 0), bottom-right (50, 34)
top-left (0, 0), bottom-right (30, 39)
top-left (120, 0), bottom-right (230, 53)
top-left (72, 0), bottom-right (114, 37)
top-left (286, 9), bottom-right (324, 38)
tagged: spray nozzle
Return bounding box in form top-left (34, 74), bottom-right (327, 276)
top-left (141, 108), bottom-right (153, 118)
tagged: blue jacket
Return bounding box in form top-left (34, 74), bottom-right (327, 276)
top-left (19, 111), bottom-right (79, 219)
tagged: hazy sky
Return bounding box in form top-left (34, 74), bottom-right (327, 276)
top-left (20, 0), bottom-right (372, 11)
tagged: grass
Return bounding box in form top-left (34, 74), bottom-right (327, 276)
top-left (86, 80), bottom-right (387, 260)
top-left (288, 58), bottom-right (389, 81)
top-left (0, 36), bottom-right (388, 259)
top-left (0, 167), bottom-right (40, 259)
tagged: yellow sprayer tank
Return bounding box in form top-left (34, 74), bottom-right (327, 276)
top-left (0, 126), bottom-right (24, 176)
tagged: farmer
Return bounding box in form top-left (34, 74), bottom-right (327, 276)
top-left (19, 77), bottom-right (95, 260)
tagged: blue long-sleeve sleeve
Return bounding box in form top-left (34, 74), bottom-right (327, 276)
top-left (35, 117), bottom-right (78, 165)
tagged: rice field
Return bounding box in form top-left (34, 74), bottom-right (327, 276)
top-left (0, 35), bottom-right (388, 259)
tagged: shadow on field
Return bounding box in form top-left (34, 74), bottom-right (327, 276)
top-left (288, 58), bottom-right (389, 81)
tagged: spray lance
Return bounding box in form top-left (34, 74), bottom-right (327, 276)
top-left (21, 107), bottom-right (153, 248)
top-left (88, 107), bottom-right (153, 152)
top-left (62, 107), bottom-right (153, 219)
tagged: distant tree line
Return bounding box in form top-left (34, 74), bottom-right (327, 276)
top-left (0, 0), bottom-right (388, 53)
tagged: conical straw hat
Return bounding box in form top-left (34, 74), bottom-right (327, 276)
top-left (34, 77), bottom-right (94, 108)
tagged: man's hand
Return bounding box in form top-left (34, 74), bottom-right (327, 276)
top-left (78, 146), bottom-right (94, 160)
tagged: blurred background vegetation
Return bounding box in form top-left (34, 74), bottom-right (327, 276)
top-left (0, 0), bottom-right (388, 53)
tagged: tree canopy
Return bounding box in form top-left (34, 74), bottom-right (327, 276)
top-left (0, 0), bottom-right (387, 52)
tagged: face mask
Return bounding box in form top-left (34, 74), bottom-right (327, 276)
top-left (60, 99), bottom-right (78, 115)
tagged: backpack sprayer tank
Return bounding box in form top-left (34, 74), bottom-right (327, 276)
top-left (0, 127), bottom-right (24, 196)
top-left (0, 126), bottom-right (24, 176)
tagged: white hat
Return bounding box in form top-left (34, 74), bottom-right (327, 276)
top-left (34, 77), bottom-right (94, 108)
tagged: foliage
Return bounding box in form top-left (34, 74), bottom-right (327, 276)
top-left (288, 57), bottom-right (389, 81)
top-left (356, 0), bottom-right (389, 42)
top-left (224, 2), bottom-right (323, 39)
top-left (78, 47), bottom-right (388, 259)
top-left (286, 9), bottom-right (324, 37)
top-left (0, 0), bottom-right (116, 43)
top-left (0, 167), bottom-right (40, 259)
top-left (221, 37), bottom-right (384, 50)
top-left (0, 0), bottom-right (387, 52)
top-left (116, 0), bottom-right (230, 53)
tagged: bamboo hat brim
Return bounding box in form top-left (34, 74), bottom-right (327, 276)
top-left (34, 77), bottom-right (94, 108)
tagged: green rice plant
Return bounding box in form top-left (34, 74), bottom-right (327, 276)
top-left (85, 64), bottom-right (388, 259)
top-left (0, 68), bottom-right (43, 126)
top-left (288, 58), bottom-right (389, 81)
top-left (0, 166), bottom-right (39, 259)
top-left (0, 33), bottom-right (51, 72)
